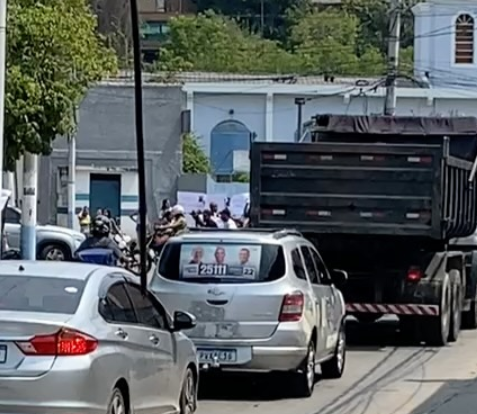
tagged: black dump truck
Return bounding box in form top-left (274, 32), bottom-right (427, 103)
top-left (250, 114), bottom-right (477, 346)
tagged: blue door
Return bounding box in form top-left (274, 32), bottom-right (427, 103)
top-left (89, 174), bottom-right (121, 220)
top-left (210, 120), bottom-right (251, 175)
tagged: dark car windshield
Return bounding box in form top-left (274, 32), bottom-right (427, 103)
top-left (158, 241), bottom-right (286, 284)
top-left (0, 276), bottom-right (85, 314)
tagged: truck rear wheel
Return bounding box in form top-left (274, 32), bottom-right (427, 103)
top-left (462, 252), bottom-right (477, 330)
top-left (399, 316), bottom-right (422, 344)
top-left (462, 299), bottom-right (477, 329)
top-left (425, 274), bottom-right (451, 346)
top-left (448, 270), bottom-right (462, 343)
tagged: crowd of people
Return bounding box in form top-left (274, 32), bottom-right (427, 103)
top-left (73, 197), bottom-right (250, 267)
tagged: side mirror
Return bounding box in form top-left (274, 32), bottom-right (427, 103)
top-left (172, 311), bottom-right (197, 332)
top-left (330, 269), bottom-right (348, 288)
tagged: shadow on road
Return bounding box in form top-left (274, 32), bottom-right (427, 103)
top-left (198, 318), bottom-right (437, 402)
top-left (404, 376), bottom-right (477, 414)
top-left (199, 371), bottom-right (323, 401)
top-left (346, 317), bottom-right (427, 350)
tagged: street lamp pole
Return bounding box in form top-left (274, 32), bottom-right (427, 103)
top-left (129, 0), bottom-right (148, 292)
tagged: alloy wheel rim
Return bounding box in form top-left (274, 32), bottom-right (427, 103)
top-left (183, 372), bottom-right (196, 414)
top-left (336, 331), bottom-right (345, 372)
top-left (442, 287), bottom-right (450, 335)
top-left (109, 393), bottom-right (125, 414)
top-left (306, 346), bottom-right (315, 389)
top-left (45, 248), bottom-right (65, 261)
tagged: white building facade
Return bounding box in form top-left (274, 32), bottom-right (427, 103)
top-left (184, 82), bottom-right (477, 173)
top-left (413, 0), bottom-right (477, 88)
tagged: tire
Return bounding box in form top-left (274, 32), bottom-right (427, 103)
top-left (321, 323), bottom-right (346, 379)
top-left (448, 270), bottom-right (462, 343)
top-left (425, 273), bottom-right (451, 346)
top-left (400, 316), bottom-right (422, 344)
top-left (180, 367), bottom-right (197, 414)
top-left (107, 387), bottom-right (126, 414)
top-left (39, 243), bottom-right (70, 261)
top-left (291, 340), bottom-right (316, 398)
top-left (462, 254), bottom-right (477, 329)
top-left (462, 299), bottom-right (477, 329)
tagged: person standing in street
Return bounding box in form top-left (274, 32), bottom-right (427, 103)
top-left (77, 206), bottom-right (91, 234)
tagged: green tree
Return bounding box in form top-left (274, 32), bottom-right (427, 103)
top-left (159, 12), bottom-right (297, 74)
top-left (289, 9), bottom-right (380, 75)
top-left (5, 0), bottom-right (116, 169)
top-left (194, 0), bottom-right (311, 40)
top-left (342, 0), bottom-right (417, 55)
top-left (182, 133), bottom-right (210, 174)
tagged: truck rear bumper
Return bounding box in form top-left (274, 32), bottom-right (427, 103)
top-left (347, 303), bottom-right (439, 316)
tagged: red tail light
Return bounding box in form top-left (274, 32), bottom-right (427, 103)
top-left (16, 328), bottom-right (98, 356)
top-left (279, 292), bottom-right (304, 322)
top-left (406, 267), bottom-right (423, 282)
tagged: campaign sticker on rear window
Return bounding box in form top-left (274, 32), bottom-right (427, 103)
top-left (64, 286), bottom-right (78, 294)
top-left (179, 244), bottom-right (261, 280)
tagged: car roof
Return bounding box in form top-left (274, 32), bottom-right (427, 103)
top-left (0, 261), bottom-right (111, 280)
top-left (170, 229), bottom-right (303, 244)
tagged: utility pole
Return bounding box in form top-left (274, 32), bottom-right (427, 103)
top-left (20, 153), bottom-right (37, 260)
top-left (295, 97), bottom-right (306, 142)
top-left (129, 0), bottom-right (148, 292)
top-left (384, 0), bottom-right (401, 116)
top-left (67, 108), bottom-right (78, 229)
top-left (0, 0), bottom-right (8, 248)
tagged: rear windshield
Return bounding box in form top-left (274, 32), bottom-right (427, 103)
top-left (0, 276), bottom-right (85, 314)
top-left (158, 242), bottom-right (286, 283)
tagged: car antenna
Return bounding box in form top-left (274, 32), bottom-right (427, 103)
top-left (18, 265), bottom-right (24, 271)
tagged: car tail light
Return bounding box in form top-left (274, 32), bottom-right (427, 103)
top-left (279, 292), bottom-right (304, 322)
top-left (406, 267), bottom-right (423, 282)
top-left (16, 328), bottom-right (98, 356)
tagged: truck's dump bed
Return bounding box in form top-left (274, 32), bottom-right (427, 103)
top-left (250, 122), bottom-right (477, 240)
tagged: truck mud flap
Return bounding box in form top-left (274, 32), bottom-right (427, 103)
top-left (347, 303), bottom-right (439, 316)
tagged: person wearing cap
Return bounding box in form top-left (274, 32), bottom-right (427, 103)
top-left (219, 208), bottom-right (237, 229)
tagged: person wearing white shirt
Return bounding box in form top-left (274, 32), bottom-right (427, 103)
top-left (219, 209), bottom-right (237, 229)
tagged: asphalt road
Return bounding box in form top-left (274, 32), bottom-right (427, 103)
top-left (197, 318), bottom-right (477, 414)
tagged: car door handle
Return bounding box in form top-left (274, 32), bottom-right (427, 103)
top-left (115, 328), bottom-right (128, 340)
top-left (149, 334), bottom-right (160, 345)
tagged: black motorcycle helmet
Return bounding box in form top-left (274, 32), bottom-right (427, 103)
top-left (92, 215), bottom-right (111, 237)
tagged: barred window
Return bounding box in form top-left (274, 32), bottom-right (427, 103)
top-left (455, 14), bottom-right (474, 64)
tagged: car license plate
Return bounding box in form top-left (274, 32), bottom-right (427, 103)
top-left (197, 348), bottom-right (237, 363)
top-left (0, 345), bottom-right (7, 363)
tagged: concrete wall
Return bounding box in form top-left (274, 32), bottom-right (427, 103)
top-left (38, 83), bottom-right (184, 228)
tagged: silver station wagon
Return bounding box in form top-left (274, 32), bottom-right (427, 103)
top-left (150, 228), bottom-right (348, 397)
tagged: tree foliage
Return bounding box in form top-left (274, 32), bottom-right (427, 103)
top-left (5, 0), bottom-right (116, 169)
top-left (159, 2), bottom-right (415, 78)
top-left (182, 133), bottom-right (210, 174)
top-left (159, 11), bottom-right (298, 74)
top-left (195, 0), bottom-right (310, 41)
top-left (160, 11), bottom-right (391, 76)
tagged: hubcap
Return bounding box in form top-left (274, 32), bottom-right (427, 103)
top-left (45, 248), bottom-right (65, 261)
top-left (109, 393), bottom-right (125, 414)
top-left (306, 346), bottom-right (315, 390)
top-left (183, 372), bottom-right (196, 414)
